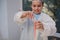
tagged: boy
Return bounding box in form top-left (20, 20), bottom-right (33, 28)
top-left (14, 0), bottom-right (56, 40)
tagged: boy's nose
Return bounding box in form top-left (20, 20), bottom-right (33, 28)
top-left (35, 7), bottom-right (38, 9)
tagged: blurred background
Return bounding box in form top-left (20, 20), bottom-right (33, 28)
top-left (0, 0), bottom-right (60, 40)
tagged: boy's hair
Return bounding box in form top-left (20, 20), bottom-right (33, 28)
top-left (32, 0), bottom-right (44, 5)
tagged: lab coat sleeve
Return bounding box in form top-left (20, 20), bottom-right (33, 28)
top-left (14, 11), bottom-right (27, 25)
top-left (40, 14), bottom-right (57, 37)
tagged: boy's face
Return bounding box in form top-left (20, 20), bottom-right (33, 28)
top-left (31, 1), bottom-right (43, 14)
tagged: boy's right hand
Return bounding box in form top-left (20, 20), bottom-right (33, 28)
top-left (20, 11), bottom-right (32, 18)
top-left (20, 11), bottom-right (29, 18)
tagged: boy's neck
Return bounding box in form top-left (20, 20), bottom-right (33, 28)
top-left (34, 13), bottom-right (41, 15)
top-left (32, 11), bottom-right (41, 15)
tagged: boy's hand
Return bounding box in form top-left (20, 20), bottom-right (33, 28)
top-left (20, 11), bottom-right (29, 18)
top-left (20, 11), bottom-right (33, 19)
top-left (34, 21), bottom-right (44, 30)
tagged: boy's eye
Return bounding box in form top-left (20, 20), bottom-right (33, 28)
top-left (33, 5), bottom-right (36, 7)
top-left (33, 5), bottom-right (41, 7)
top-left (38, 5), bottom-right (41, 7)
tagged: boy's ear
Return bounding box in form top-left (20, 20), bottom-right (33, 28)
top-left (30, 5), bottom-right (32, 8)
top-left (30, 5), bottom-right (32, 9)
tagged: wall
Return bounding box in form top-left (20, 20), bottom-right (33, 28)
top-left (0, 0), bottom-right (22, 40)
top-left (7, 0), bottom-right (22, 40)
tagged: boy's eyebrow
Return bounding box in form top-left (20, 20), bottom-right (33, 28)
top-left (32, 0), bottom-right (44, 5)
top-left (32, 0), bottom-right (43, 2)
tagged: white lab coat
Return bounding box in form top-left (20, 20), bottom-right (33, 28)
top-left (14, 11), bottom-right (56, 40)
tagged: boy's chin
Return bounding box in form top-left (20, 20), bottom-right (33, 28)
top-left (34, 12), bottom-right (41, 14)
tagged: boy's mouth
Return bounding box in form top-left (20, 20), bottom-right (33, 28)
top-left (34, 11), bottom-right (41, 13)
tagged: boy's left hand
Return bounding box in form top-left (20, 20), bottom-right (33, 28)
top-left (34, 21), bottom-right (44, 30)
